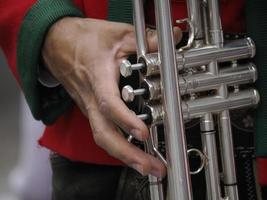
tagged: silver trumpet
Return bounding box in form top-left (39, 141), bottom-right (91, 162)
top-left (120, 0), bottom-right (259, 199)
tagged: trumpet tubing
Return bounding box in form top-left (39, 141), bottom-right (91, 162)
top-left (120, 0), bottom-right (259, 199)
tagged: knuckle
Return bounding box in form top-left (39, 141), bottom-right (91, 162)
top-left (123, 23), bottom-right (134, 32)
top-left (92, 131), bottom-right (103, 147)
top-left (97, 96), bottom-right (110, 114)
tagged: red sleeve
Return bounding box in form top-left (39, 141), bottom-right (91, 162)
top-left (73, 0), bottom-right (85, 11)
top-left (0, 0), bottom-right (37, 81)
top-left (257, 158), bottom-right (267, 186)
top-left (0, 0), bottom-right (85, 83)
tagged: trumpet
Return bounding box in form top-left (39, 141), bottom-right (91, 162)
top-left (120, 0), bottom-right (259, 199)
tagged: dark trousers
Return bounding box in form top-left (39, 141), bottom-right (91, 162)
top-left (50, 153), bottom-right (267, 200)
top-left (50, 154), bottom-right (150, 200)
top-left (50, 110), bottom-right (263, 200)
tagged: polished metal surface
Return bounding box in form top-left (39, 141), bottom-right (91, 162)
top-left (187, 148), bottom-right (207, 175)
top-left (176, 38), bottom-right (255, 70)
top-left (124, 63), bottom-right (256, 101)
top-left (148, 175), bottom-right (164, 200)
top-left (121, 0), bottom-right (259, 199)
top-left (129, 38), bottom-right (255, 76)
top-left (176, 18), bottom-right (195, 51)
top-left (122, 85), bottom-right (146, 102)
top-left (180, 63), bottom-right (257, 95)
top-left (154, 0), bottom-right (192, 199)
top-left (200, 114), bottom-right (222, 200)
top-left (139, 53), bottom-right (161, 76)
top-left (140, 89), bottom-right (259, 124)
top-left (186, 0), bottom-right (204, 40)
top-left (120, 60), bottom-right (144, 77)
top-left (182, 89), bottom-right (259, 119)
top-left (206, 0), bottom-right (238, 199)
top-left (219, 110), bottom-right (239, 200)
top-left (133, 0), bottom-right (148, 57)
top-left (142, 78), bottom-right (162, 101)
top-left (147, 127), bottom-right (165, 200)
top-left (123, 78), bottom-right (162, 102)
top-left (143, 104), bottom-right (164, 126)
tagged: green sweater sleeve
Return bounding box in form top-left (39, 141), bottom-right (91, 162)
top-left (17, 0), bottom-right (84, 125)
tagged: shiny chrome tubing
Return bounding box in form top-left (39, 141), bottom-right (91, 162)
top-left (200, 114), bottom-right (221, 200)
top-left (206, 0), bottom-right (238, 199)
top-left (142, 89), bottom-right (259, 125)
top-left (176, 37), bottom-right (255, 70)
top-left (207, 0), bottom-right (223, 47)
top-left (122, 64), bottom-right (257, 103)
top-left (186, 0), bottom-right (204, 41)
top-left (133, 0), bottom-right (147, 57)
top-left (179, 63), bottom-right (257, 95)
top-left (183, 89), bottom-right (259, 120)
top-left (154, 0), bottom-right (192, 199)
top-left (184, 2), bottom-right (219, 198)
top-left (120, 0), bottom-right (259, 199)
top-left (148, 175), bottom-right (164, 200)
top-left (147, 126), bottom-right (164, 200)
top-left (137, 38), bottom-right (255, 76)
top-left (133, 1), bottom-right (163, 200)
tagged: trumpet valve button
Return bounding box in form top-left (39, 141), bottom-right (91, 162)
top-left (120, 60), bottom-right (133, 77)
top-left (120, 60), bottom-right (144, 77)
top-left (122, 85), bottom-right (135, 102)
top-left (122, 85), bottom-right (146, 102)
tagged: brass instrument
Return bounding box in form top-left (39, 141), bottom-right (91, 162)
top-left (120, 0), bottom-right (259, 199)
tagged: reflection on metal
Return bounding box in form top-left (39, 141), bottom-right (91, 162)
top-left (121, 0), bottom-right (259, 199)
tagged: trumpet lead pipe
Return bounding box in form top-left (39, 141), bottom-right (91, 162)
top-left (154, 0), bottom-right (193, 199)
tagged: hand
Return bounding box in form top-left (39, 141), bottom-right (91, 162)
top-left (42, 17), bottom-right (182, 177)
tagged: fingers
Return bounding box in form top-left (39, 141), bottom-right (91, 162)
top-left (93, 79), bottom-right (149, 141)
top-left (100, 96), bottom-right (148, 141)
top-left (119, 28), bottom-right (159, 54)
top-left (146, 26), bottom-right (182, 50)
top-left (120, 26), bottom-right (183, 56)
top-left (87, 105), bottom-right (166, 178)
top-left (173, 26), bottom-right (183, 45)
top-left (146, 28), bottom-right (158, 52)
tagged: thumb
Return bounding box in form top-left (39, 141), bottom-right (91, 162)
top-left (147, 26), bottom-right (182, 52)
top-left (146, 28), bottom-right (158, 52)
top-left (173, 26), bottom-right (183, 45)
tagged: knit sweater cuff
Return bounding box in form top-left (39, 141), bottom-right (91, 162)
top-left (17, 0), bottom-right (84, 125)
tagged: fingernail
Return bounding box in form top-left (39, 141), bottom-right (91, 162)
top-left (130, 129), bottom-right (143, 141)
top-left (150, 169), bottom-right (163, 178)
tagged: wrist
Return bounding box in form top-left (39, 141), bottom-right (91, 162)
top-left (17, 0), bottom-right (83, 124)
top-left (42, 17), bottom-right (85, 79)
